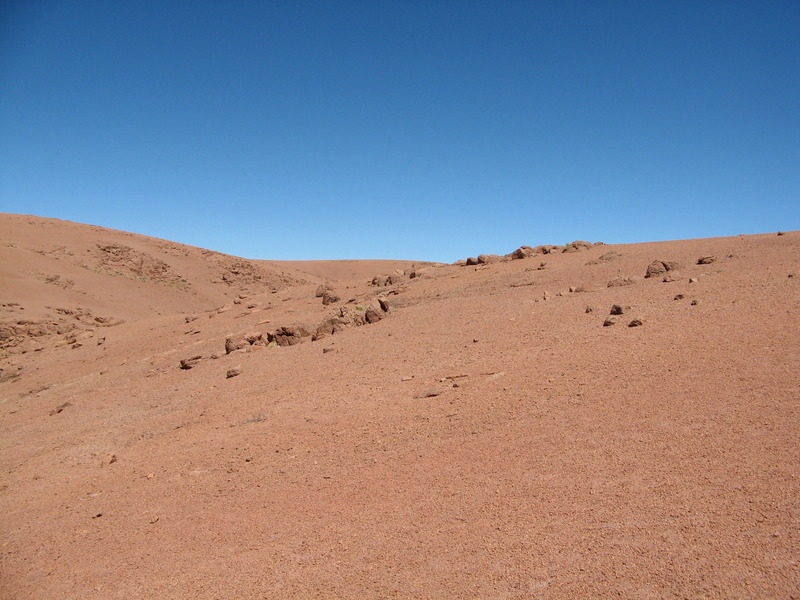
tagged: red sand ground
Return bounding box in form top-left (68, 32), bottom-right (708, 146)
top-left (1, 214), bottom-right (798, 599)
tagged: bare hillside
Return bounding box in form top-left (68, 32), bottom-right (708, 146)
top-left (1, 218), bottom-right (798, 599)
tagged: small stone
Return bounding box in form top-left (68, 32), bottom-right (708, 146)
top-left (628, 319), bottom-right (643, 327)
top-left (401, 376), bottom-right (413, 381)
top-left (777, 231), bottom-right (785, 236)
top-left (542, 290), bottom-right (550, 300)
top-left (585, 305), bottom-right (595, 313)
top-left (180, 356), bottom-right (202, 369)
top-left (415, 388), bottom-right (443, 398)
top-left (106, 453), bottom-right (117, 465)
top-left (610, 304), bottom-right (624, 315)
top-left (689, 278), bottom-right (699, 283)
top-left (674, 294), bottom-right (685, 300)
top-left (226, 367), bottom-right (241, 378)
top-left (697, 256), bottom-right (716, 265)
top-left (603, 317), bottom-right (618, 326)
top-left (690, 299), bottom-right (699, 306)
top-left (49, 402), bottom-right (72, 416)
top-left (322, 347), bottom-right (335, 354)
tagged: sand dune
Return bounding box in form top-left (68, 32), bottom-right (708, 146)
top-left (1, 214), bottom-right (798, 599)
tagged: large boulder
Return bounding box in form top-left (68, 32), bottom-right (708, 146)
top-left (645, 260), bottom-right (681, 278)
top-left (511, 246), bottom-right (535, 259)
top-left (321, 290), bottom-right (340, 305)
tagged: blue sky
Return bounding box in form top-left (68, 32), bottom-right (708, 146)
top-left (1, 1), bottom-right (798, 261)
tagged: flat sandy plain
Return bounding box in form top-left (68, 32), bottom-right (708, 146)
top-left (1, 214), bottom-right (798, 599)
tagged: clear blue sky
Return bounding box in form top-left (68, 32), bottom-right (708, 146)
top-left (1, 1), bottom-right (798, 261)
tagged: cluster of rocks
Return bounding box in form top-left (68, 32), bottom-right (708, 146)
top-left (457, 241), bottom-right (597, 266)
top-left (180, 294), bottom-right (398, 372)
top-left (0, 306), bottom-right (120, 356)
top-left (370, 266), bottom-right (429, 287)
top-left (605, 255), bottom-right (719, 288)
top-left (601, 304), bottom-right (643, 328)
top-left (225, 325), bottom-right (311, 353)
top-left (95, 243), bottom-right (182, 283)
top-left (312, 304), bottom-right (384, 340)
top-left (315, 283), bottom-right (341, 305)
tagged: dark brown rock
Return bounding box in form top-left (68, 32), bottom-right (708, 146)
top-left (268, 325), bottom-right (310, 347)
top-left (646, 260), bottom-right (681, 278)
top-left (697, 256), bottom-right (717, 265)
top-left (244, 332), bottom-right (264, 345)
top-left (465, 257), bottom-right (480, 266)
top-left (610, 304), bottom-right (624, 315)
top-left (322, 290), bottom-right (340, 305)
top-left (226, 367), bottom-right (241, 378)
top-left (645, 261), bottom-right (667, 278)
top-left (312, 319), bottom-right (336, 341)
top-left (365, 307), bottom-right (383, 324)
top-left (628, 319), bottom-right (643, 327)
top-left (179, 355), bottom-right (202, 369)
top-left (225, 336), bottom-right (247, 354)
top-left (511, 246), bottom-right (535, 259)
top-left (414, 388), bottom-right (443, 398)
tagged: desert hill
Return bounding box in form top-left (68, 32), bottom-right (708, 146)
top-left (1, 216), bottom-right (798, 599)
top-left (0, 214), bottom-right (433, 354)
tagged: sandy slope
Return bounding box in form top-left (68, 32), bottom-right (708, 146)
top-left (1, 216), bottom-right (798, 599)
